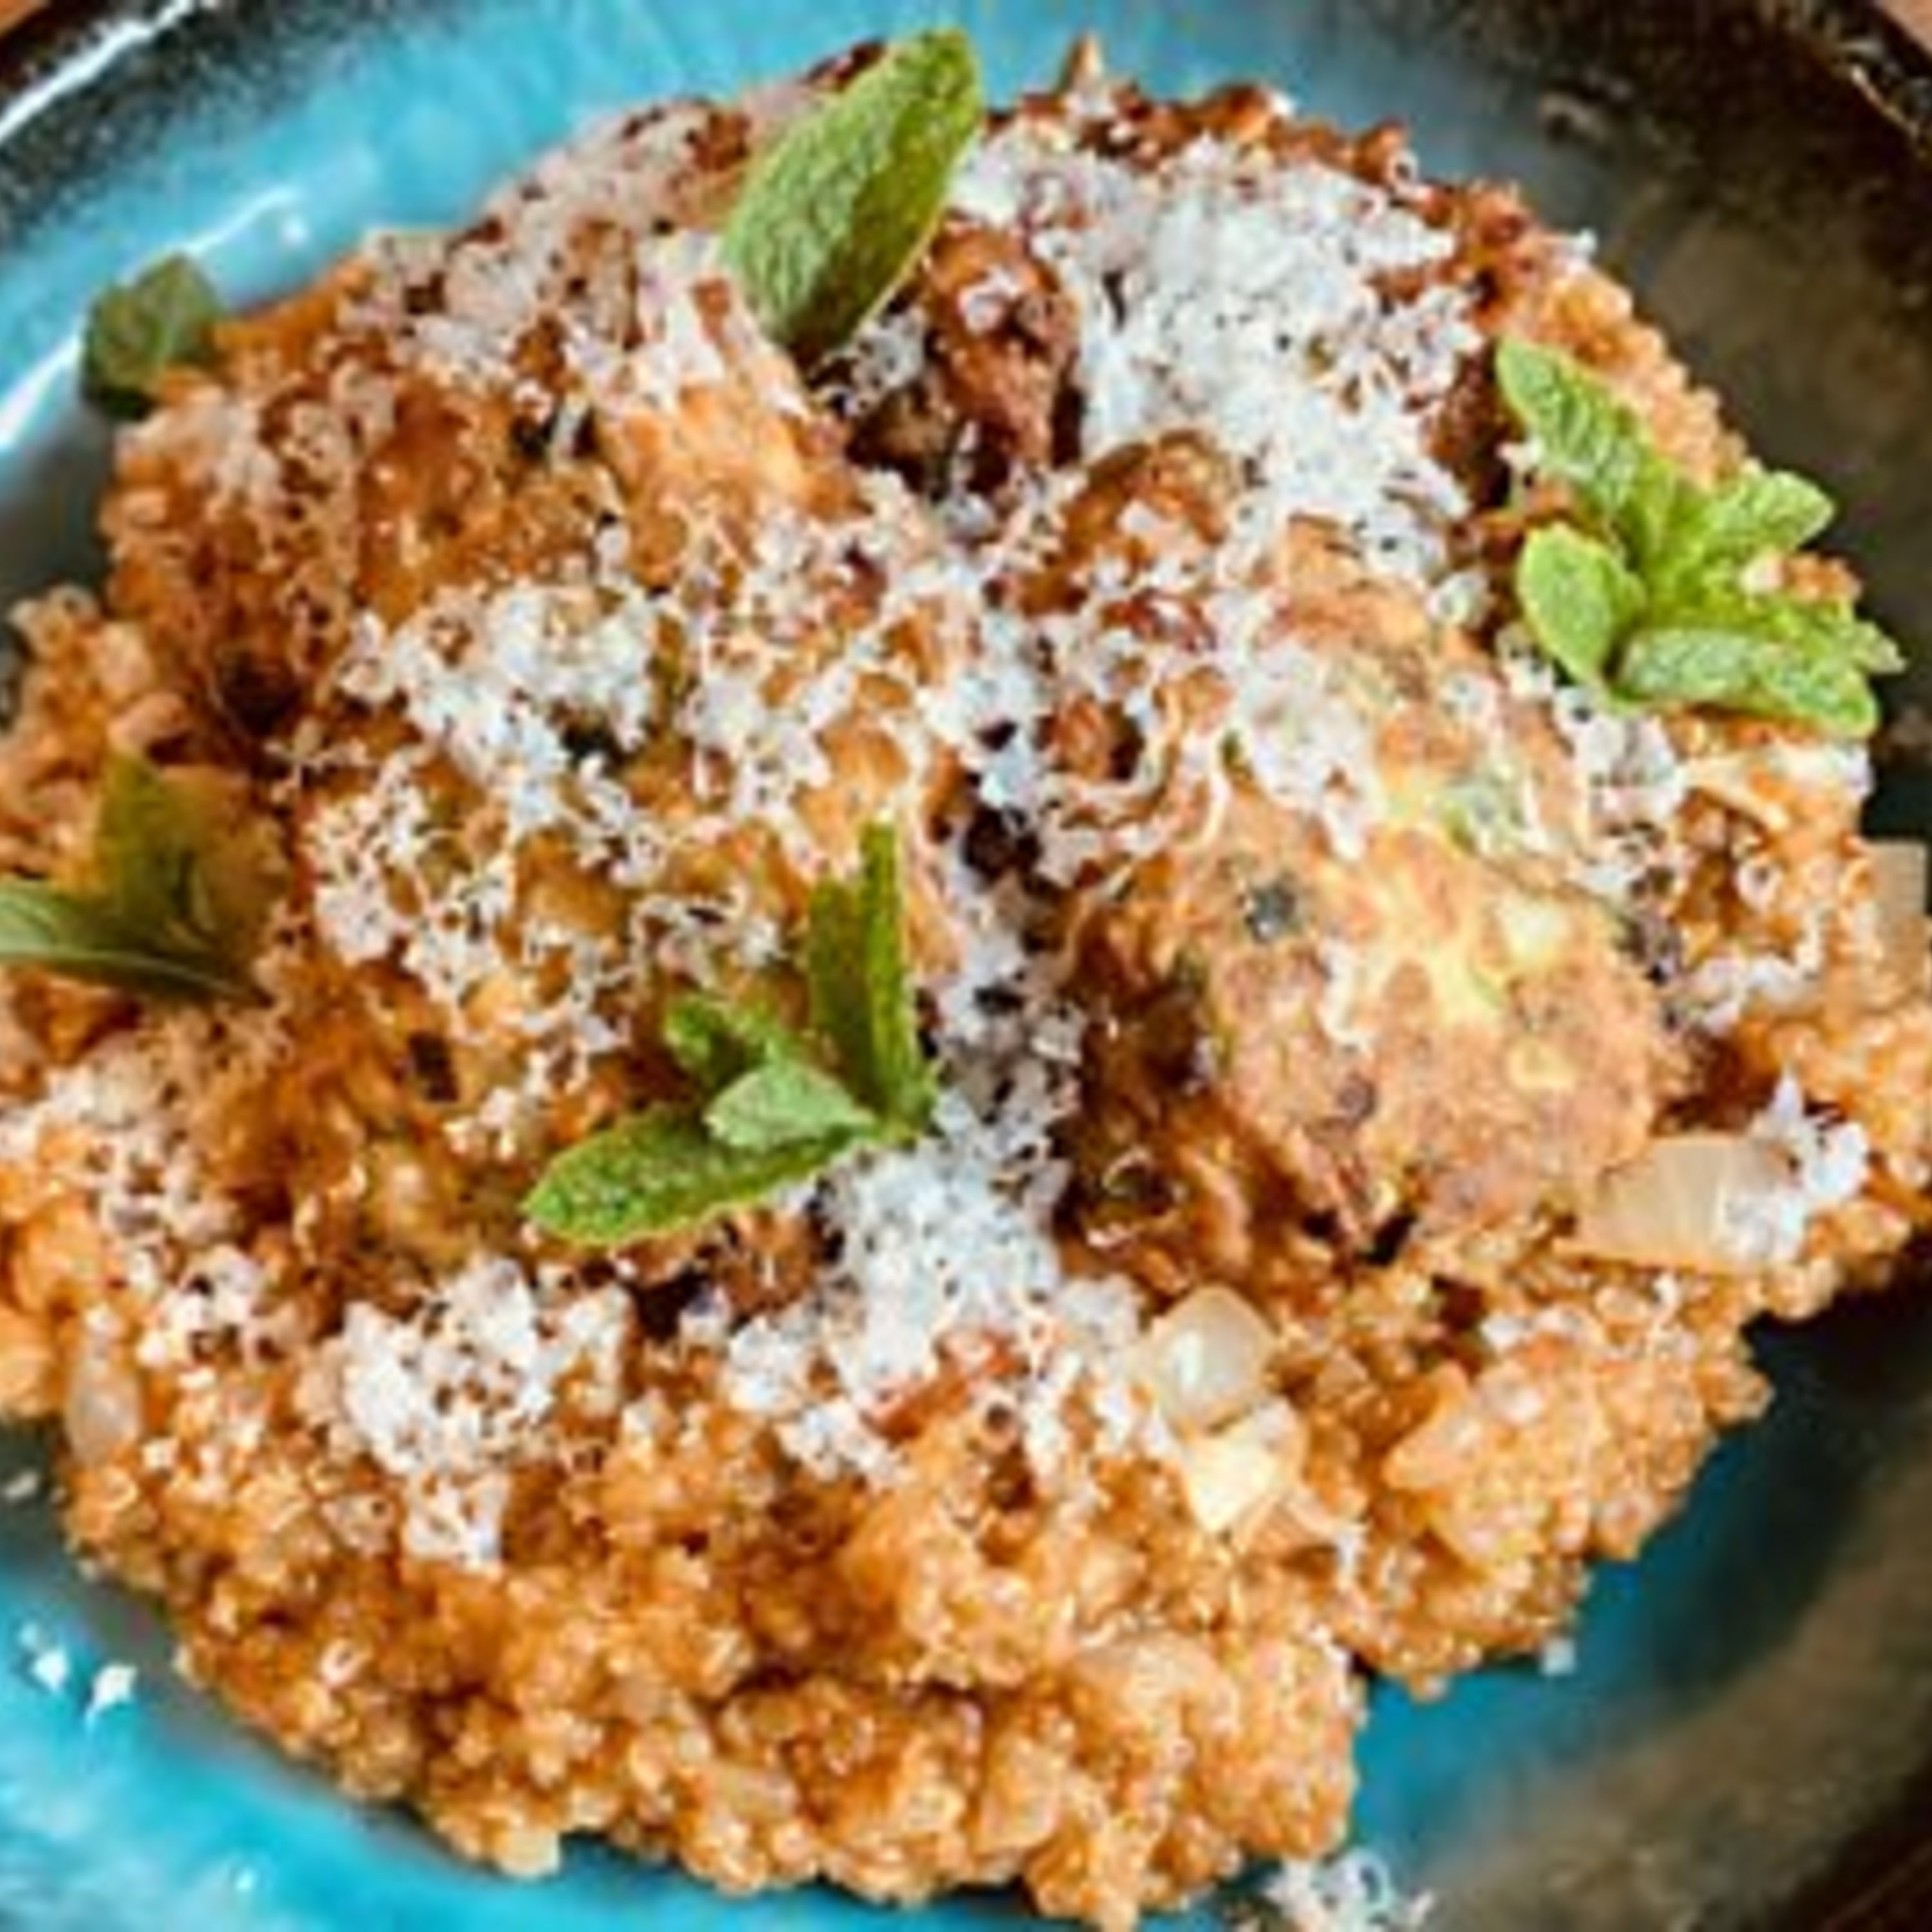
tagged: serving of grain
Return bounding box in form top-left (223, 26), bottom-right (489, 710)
top-left (0, 35), bottom-right (1925, 1930)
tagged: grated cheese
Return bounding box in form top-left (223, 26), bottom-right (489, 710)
top-left (299, 1255), bottom-right (631, 1567)
top-left (1719, 1075), bottom-right (1870, 1267)
top-left (875, 109), bottom-right (1492, 901)
top-left (1676, 941), bottom-right (1822, 1037)
top-left (1213, 618), bottom-right (1387, 862)
top-left (1509, 648), bottom-right (1690, 904)
top-left (17, 1624), bottom-right (71, 1697)
top-left (0, 1009), bottom-right (283, 1316)
top-left (1539, 1633), bottom-right (1580, 1678)
top-left (84, 1661), bottom-right (139, 1723)
top-left (1256, 1848), bottom-right (1435, 1931)
top-left (953, 120), bottom-right (1479, 587)
top-left (294, 381), bottom-right (962, 1152)
top-left (721, 1087), bottom-right (1150, 1483)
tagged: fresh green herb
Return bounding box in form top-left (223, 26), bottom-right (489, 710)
top-left (1653, 468), bottom-right (1834, 585)
top-left (524, 825), bottom-right (938, 1246)
top-left (721, 29), bottom-right (983, 369)
top-left (1497, 335), bottom-right (1667, 542)
top-left (0, 754), bottom-right (269, 1002)
top-left (1616, 621), bottom-right (1880, 739)
top-left (1514, 524), bottom-right (1644, 690)
top-left (661, 992), bottom-right (802, 1092)
top-left (704, 1058), bottom-right (880, 1151)
top-left (1495, 337), bottom-right (1904, 737)
top-left (805, 822), bottom-right (938, 1130)
top-left (81, 253), bottom-right (223, 419)
top-left (520, 1112), bottom-right (859, 1249)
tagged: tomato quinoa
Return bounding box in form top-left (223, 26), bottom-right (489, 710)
top-left (1, 37), bottom-right (1926, 1931)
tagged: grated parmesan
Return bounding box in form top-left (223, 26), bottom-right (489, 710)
top-left (952, 123), bottom-right (1478, 587)
top-left (721, 1088), bottom-right (1151, 1484)
top-left (84, 1661), bottom-right (139, 1723)
top-left (299, 1255), bottom-right (631, 1567)
top-left (1719, 1075), bottom-right (1870, 1267)
top-left (1255, 1848), bottom-right (1435, 1931)
top-left (17, 1624), bottom-right (71, 1697)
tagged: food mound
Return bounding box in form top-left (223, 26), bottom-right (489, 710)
top-left (1, 32), bottom-right (1927, 1931)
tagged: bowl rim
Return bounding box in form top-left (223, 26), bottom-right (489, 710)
top-left (1, 3), bottom-right (1931, 1929)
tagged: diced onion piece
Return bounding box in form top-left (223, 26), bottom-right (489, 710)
top-left (1179, 1435), bottom-right (1282, 1535)
top-left (63, 1329), bottom-right (144, 1466)
top-left (1870, 840), bottom-right (1929, 989)
top-left (1177, 1401), bottom-right (1302, 1536)
top-left (1497, 892), bottom-right (1573, 973)
top-left (1381, 1368), bottom-right (1483, 1492)
top-left (1569, 1133), bottom-right (1786, 1274)
top-left (1130, 1286), bottom-right (1276, 1433)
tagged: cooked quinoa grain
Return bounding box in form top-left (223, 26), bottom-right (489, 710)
top-left (1, 44), bottom-right (1927, 1932)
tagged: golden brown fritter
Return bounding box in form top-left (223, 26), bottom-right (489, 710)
top-left (1063, 526), bottom-right (1674, 1280)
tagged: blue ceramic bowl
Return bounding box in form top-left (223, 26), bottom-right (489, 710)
top-left (3, 3), bottom-right (1932, 1927)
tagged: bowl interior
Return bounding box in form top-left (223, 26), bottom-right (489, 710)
top-left (1, 3), bottom-right (1931, 1927)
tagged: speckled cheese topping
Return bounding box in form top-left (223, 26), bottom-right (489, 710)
top-left (265, 80), bottom-right (1520, 1504)
top-left (10, 71), bottom-right (1892, 1550)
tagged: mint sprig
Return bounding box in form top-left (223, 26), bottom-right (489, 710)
top-left (721, 30), bottom-right (983, 370)
top-left (805, 820), bottom-right (938, 1129)
top-left (525, 825), bottom-right (937, 1246)
top-left (663, 993), bottom-right (803, 1092)
top-left (1515, 523), bottom-right (1644, 689)
top-left (704, 1057), bottom-right (880, 1151)
top-left (81, 253), bottom-right (223, 421)
top-left (0, 754), bottom-right (269, 1002)
top-left (516, 1111), bottom-right (857, 1249)
top-left (1495, 339), bottom-right (1904, 737)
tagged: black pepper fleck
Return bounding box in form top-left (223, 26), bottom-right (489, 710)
top-left (1242, 876), bottom-right (1303, 943)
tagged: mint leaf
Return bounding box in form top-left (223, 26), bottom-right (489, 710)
top-left (721, 30), bottom-right (983, 369)
top-left (705, 1059), bottom-right (880, 1152)
top-left (82, 254), bottom-right (222, 420)
top-left (0, 756), bottom-right (269, 1002)
top-left (1497, 337), bottom-right (1906, 737)
top-left (1758, 592), bottom-right (1900, 674)
top-left (807, 866), bottom-right (870, 1082)
top-left (526, 827), bottom-right (939, 1247)
top-left (97, 755), bottom-right (200, 940)
top-left (1495, 337), bottom-right (1669, 547)
top-left (0, 883), bottom-right (254, 1002)
top-left (1666, 582), bottom-right (1904, 676)
top-left (807, 824), bottom-right (936, 1134)
top-left (96, 752), bottom-right (267, 959)
top-left (1654, 468), bottom-right (1833, 587)
top-left (663, 992), bottom-right (802, 1094)
top-left (1515, 526), bottom-right (1645, 689)
top-left (524, 1108), bottom-right (858, 1245)
top-left (1618, 625), bottom-right (1879, 739)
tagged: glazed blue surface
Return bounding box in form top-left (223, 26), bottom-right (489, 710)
top-left (2, 3), bottom-right (1931, 1928)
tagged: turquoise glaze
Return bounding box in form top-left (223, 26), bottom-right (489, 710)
top-left (2, 4), bottom-right (1931, 1927)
